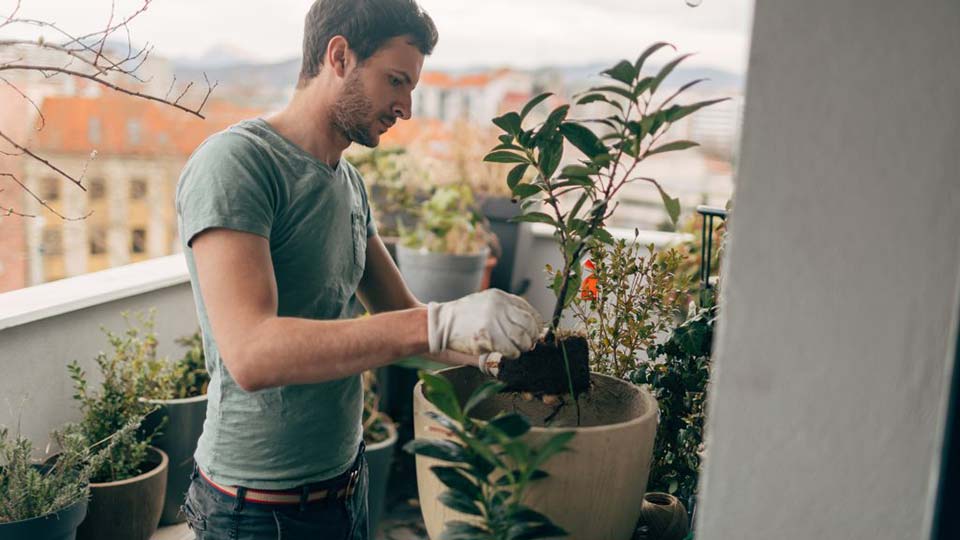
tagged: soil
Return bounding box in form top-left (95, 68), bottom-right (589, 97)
top-left (497, 335), bottom-right (591, 396)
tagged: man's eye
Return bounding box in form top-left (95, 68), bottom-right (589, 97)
top-left (390, 77), bottom-right (402, 87)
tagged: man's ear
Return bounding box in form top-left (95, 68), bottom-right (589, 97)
top-left (326, 35), bottom-right (351, 78)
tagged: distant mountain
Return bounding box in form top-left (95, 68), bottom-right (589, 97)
top-left (172, 44), bottom-right (262, 70)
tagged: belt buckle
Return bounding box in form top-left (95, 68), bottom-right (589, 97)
top-left (345, 468), bottom-right (360, 498)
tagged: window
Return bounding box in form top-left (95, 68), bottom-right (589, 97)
top-left (131, 228), bottom-right (146, 254)
top-left (89, 227), bottom-right (107, 255)
top-left (88, 178), bottom-right (105, 200)
top-left (41, 229), bottom-right (62, 256)
top-left (127, 119), bottom-right (142, 145)
top-left (40, 177), bottom-right (59, 201)
top-left (88, 117), bottom-right (102, 145)
top-left (130, 178), bottom-right (147, 200)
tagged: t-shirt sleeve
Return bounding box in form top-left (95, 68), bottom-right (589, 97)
top-left (176, 132), bottom-right (276, 247)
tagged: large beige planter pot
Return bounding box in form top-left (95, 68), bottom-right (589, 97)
top-left (413, 366), bottom-right (658, 540)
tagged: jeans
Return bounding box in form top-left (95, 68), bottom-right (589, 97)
top-left (181, 445), bottom-right (369, 540)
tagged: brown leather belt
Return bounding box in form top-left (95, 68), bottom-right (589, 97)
top-left (198, 466), bottom-right (360, 505)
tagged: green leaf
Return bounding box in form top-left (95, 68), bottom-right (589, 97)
top-left (507, 164), bottom-right (528, 190)
top-left (659, 78), bottom-right (708, 108)
top-left (491, 143), bottom-right (525, 152)
top-left (575, 93), bottom-right (622, 111)
top-left (589, 84), bottom-right (635, 101)
top-left (568, 193), bottom-right (590, 221)
top-left (663, 98), bottom-right (730, 123)
top-left (403, 439), bottom-right (468, 463)
top-left (511, 211), bottom-right (555, 226)
top-left (487, 413), bottom-right (531, 438)
top-left (424, 411), bottom-right (463, 436)
top-left (635, 41), bottom-right (675, 73)
top-left (593, 228), bottom-right (615, 245)
top-left (431, 466), bottom-right (482, 499)
top-left (656, 184), bottom-right (681, 225)
top-left (520, 92), bottom-right (553, 121)
top-left (532, 431), bottom-right (576, 469)
top-left (509, 522), bottom-right (569, 540)
top-left (511, 183), bottom-right (543, 200)
top-left (420, 371), bottom-right (463, 421)
top-left (493, 112), bottom-right (522, 135)
top-left (498, 134), bottom-right (514, 144)
top-left (539, 136), bottom-right (564, 178)
top-left (601, 59), bottom-right (638, 85)
top-left (559, 122), bottom-right (607, 159)
top-left (439, 521), bottom-right (491, 540)
top-left (439, 489), bottom-right (484, 516)
top-left (560, 164), bottom-right (596, 178)
top-left (633, 76), bottom-right (655, 97)
top-left (647, 140), bottom-right (700, 157)
top-left (464, 379), bottom-right (505, 416)
top-left (651, 53), bottom-right (694, 95)
top-left (484, 151), bottom-right (529, 164)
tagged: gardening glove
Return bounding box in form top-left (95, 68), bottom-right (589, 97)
top-left (478, 352), bottom-right (502, 378)
top-left (427, 289), bottom-right (541, 359)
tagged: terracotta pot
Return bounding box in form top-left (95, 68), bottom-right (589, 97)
top-left (413, 366), bottom-right (658, 540)
top-left (480, 254), bottom-right (498, 290)
top-left (77, 446), bottom-right (168, 540)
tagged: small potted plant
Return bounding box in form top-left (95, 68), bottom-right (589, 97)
top-left (405, 371), bottom-right (574, 540)
top-left (361, 371), bottom-right (400, 537)
top-left (413, 43), bottom-right (727, 540)
top-left (352, 147), bottom-right (422, 261)
top-left (0, 420), bottom-right (139, 540)
top-left (67, 313), bottom-right (175, 540)
top-left (396, 183), bottom-right (497, 303)
top-left (140, 325), bottom-right (210, 525)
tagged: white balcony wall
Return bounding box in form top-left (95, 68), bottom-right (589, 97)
top-left (0, 255), bottom-right (197, 451)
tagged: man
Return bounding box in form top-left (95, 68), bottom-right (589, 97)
top-left (175, 0), bottom-right (542, 538)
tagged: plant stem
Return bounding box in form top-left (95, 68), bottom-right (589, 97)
top-left (558, 339), bottom-right (581, 425)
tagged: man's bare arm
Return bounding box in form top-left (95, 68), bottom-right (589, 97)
top-left (192, 228), bottom-right (430, 391)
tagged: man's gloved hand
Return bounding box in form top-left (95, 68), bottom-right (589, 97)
top-left (427, 289), bottom-right (542, 359)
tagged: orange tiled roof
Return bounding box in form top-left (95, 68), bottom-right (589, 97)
top-left (379, 117), bottom-right (449, 148)
top-left (418, 69), bottom-right (512, 90)
top-left (30, 93), bottom-right (262, 156)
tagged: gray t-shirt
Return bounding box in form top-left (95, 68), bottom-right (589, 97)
top-left (176, 118), bottom-right (376, 489)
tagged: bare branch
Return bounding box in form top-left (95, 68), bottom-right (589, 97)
top-left (1, 0), bottom-right (21, 29)
top-left (0, 75), bottom-right (45, 129)
top-left (0, 64), bottom-right (214, 118)
top-left (1, 173), bottom-right (91, 220)
top-left (0, 128), bottom-right (87, 189)
top-left (93, 1), bottom-right (117, 69)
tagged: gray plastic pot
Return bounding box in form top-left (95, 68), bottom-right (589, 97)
top-left (77, 446), bottom-right (168, 540)
top-left (143, 394), bottom-right (207, 525)
top-left (0, 498), bottom-right (88, 540)
top-left (396, 245), bottom-right (489, 303)
top-left (365, 421), bottom-right (398, 537)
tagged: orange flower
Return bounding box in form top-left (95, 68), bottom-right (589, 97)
top-left (581, 260), bottom-right (598, 300)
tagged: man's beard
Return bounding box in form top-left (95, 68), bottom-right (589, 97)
top-left (331, 68), bottom-right (378, 147)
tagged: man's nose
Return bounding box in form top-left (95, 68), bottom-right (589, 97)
top-left (393, 94), bottom-right (412, 120)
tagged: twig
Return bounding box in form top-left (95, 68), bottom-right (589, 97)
top-left (0, 75), bottom-right (45, 129)
top-left (1, 173), bottom-right (91, 220)
top-left (0, 129), bottom-right (86, 188)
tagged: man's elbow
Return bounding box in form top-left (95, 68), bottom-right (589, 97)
top-left (221, 346), bottom-right (268, 392)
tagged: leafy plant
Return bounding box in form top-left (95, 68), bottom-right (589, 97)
top-left (404, 371), bottom-right (574, 540)
top-left (362, 371), bottom-right (393, 445)
top-left (400, 184), bottom-right (494, 255)
top-left (171, 329), bottom-right (209, 399)
top-left (630, 299), bottom-right (717, 513)
top-left (68, 311), bottom-right (175, 482)
top-left (352, 147), bottom-right (421, 237)
top-left (571, 234), bottom-right (692, 379)
top-left (484, 43), bottom-right (727, 337)
top-left (0, 418), bottom-right (142, 523)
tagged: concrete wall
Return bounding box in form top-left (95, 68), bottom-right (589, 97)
top-left (698, 1), bottom-right (960, 539)
top-left (0, 257), bottom-right (197, 451)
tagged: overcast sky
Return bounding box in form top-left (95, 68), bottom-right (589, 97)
top-left (3, 0), bottom-right (754, 72)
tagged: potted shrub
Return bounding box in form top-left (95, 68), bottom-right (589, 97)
top-left (405, 371), bottom-right (574, 540)
top-left (68, 313), bottom-right (174, 540)
top-left (412, 43), bottom-right (727, 540)
top-left (141, 326), bottom-right (210, 525)
top-left (396, 184), bottom-right (496, 303)
top-left (0, 420), bottom-right (139, 540)
top-left (361, 370), bottom-right (398, 537)
top-left (352, 147), bottom-right (422, 261)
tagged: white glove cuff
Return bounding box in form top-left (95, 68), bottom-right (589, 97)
top-left (426, 302), bottom-right (444, 353)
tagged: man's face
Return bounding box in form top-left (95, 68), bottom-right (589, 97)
top-left (330, 36), bottom-right (424, 148)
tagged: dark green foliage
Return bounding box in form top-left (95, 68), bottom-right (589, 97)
top-left (171, 329), bottom-right (209, 399)
top-left (630, 300), bottom-right (717, 512)
top-left (404, 372), bottom-right (574, 540)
